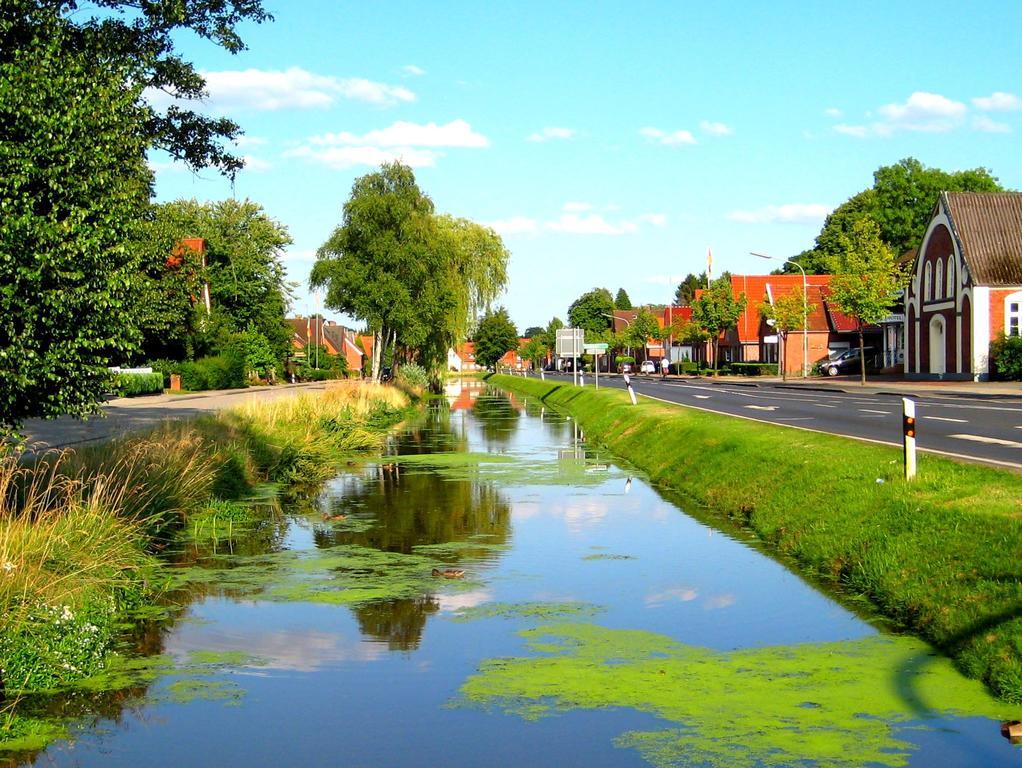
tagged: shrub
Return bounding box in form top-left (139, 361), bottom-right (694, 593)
top-left (145, 359), bottom-right (177, 388)
top-left (175, 354), bottom-right (247, 392)
top-left (226, 330), bottom-right (278, 381)
top-left (728, 362), bottom-right (778, 377)
top-left (396, 363), bottom-right (429, 390)
top-left (669, 361), bottom-right (700, 375)
top-left (113, 372), bottom-right (164, 397)
top-left (990, 334), bottom-right (1022, 381)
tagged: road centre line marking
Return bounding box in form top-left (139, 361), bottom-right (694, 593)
top-left (950, 434), bottom-right (1022, 448)
top-left (859, 409), bottom-right (890, 415)
top-left (694, 395), bottom-right (711, 399)
top-left (633, 392), bottom-right (1022, 472)
top-left (744, 405), bottom-right (778, 411)
top-left (815, 403), bottom-right (837, 408)
top-left (923, 416), bottom-right (968, 423)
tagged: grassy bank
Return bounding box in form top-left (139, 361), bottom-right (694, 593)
top-left (1, 382), bottom-right (411, 735)
top-left (488, 374), bottom-right (1022, 703)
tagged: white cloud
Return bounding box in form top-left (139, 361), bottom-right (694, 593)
top-left (972, 115), bottom-right (1011, 133)
top-left (233, 135), bottom-right (268, 148)
top-left (485, 216), bottom-right (541, 236)
top-left (310, 119), bottom-right (489, 148)
top-left (824, 107), bottom-right (843, 118)
top-left (639, 213), bottom-right (667, 227)
top-left (699, 120), bottom-right (732, 136)
top-left (402, 64), bottom-right (426, 77)
top-left (190, 67), bottom-right (416, 111)
top-left (548, 213), bottom-right (637, 235)
top-left (528, 126), bottom-right (576, 142)
top-left (972, 91), bottom-right (1022, 111)
top-left (241, 155), bottom-right (272, 172)
top-left (833, 123), bottom-right (869, 138)
top-left (876, 91), bottom-right (967, 132)
top-left (728, 203), bottom-right (832, 224)
top-left (284, 145), bottom-right (440, 170)
top-left (640, 127), bottom-right (697, 145)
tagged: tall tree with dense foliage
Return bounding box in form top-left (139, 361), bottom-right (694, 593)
top-left (789, 158), bottom-right (1004, 275)
top-left (827, 218), bottom-right (905, 385)
top-left (138, 199), bottom-right (293, 362)
top-left (674, 272), bottom-right (707, 306)
top-left (312, 163), bottom-right (508, 386)
top-left (473, 308), bottom-right (519, 369)
top-left (626, 308), bottom-right (662, 355)
top-left (691, 277), bottom-right (746, 371)
top-left (0, 2), bottom-right (268, 438)
top-left (568, 288), bottom-right (614, 333)
top-left (614, 288), bottom-right (633, 310)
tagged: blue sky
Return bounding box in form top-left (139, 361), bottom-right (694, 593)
top-left (151, 0), bottom-right (1022, 332)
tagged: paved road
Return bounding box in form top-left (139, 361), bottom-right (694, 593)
top-left (21, 382), bottom-right (327, 454)
top-left (531, 372), bottom-right (1022, 470)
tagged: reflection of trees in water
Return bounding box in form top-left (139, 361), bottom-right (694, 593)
top-left (387, 400), bottom-right (467, 456)
top-left (314, 468), bottom-right (511, 556)
top-left (351, 595), bottom-right (440, 651)
top-left (471, 390), bottom-right (521, 446)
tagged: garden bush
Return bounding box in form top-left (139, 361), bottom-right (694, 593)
top-left (176, 354), bottom-right (247, 392)
top-left (728, 362), bottom-right (778, 376)
top-left (990, 334), bottom-right (1022, 381)
top-left (395, 363), bottom-right (429, 389)
top-left (669, 361), bottom-right (700, 375)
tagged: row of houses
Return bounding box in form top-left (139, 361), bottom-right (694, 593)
top-left (605, 191), bottom-right (1022, 380)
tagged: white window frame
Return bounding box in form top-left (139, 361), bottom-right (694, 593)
top-left (935, 258), bottom-right (944, 300)
top-left (946, 257), bottom-right (955, 298)
top-left (1007, 292), bottom-right (1022, 337)
top-left (924, 261), bottom-right (932, 302)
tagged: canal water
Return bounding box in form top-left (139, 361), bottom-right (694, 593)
top-left (14, 383), bottom-right (1020, 766)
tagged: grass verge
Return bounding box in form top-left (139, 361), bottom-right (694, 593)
top-left (0, 381), bottom-right (411, 720)
top-left (488, 374), bottom-right (1022, 703)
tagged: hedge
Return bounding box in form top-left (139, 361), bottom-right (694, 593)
top-left (113, 372), bottom-right (164, 397)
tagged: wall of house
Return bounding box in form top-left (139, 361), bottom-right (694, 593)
top-left (906, 210), bottom-right (975, 379)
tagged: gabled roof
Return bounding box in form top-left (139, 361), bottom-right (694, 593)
top-left (943, 191), bottom-right (1022, 285)
top-left (706, 275), bottom-right (834, 343)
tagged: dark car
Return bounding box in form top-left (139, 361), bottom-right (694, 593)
top-left (824, 347), bottom-right (876, 376)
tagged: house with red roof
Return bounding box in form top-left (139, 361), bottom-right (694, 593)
top-left (905, 191), bottom-right (1022, 380)
top-left (286, 316), bottom-right (364, 374)
top-left (697, 274), bottom-right (878, 376)
top-left (448, 342), bottom-right (482, 372)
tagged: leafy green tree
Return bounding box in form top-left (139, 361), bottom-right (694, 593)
top-left (520, 336), bottom-right (547, 368)
top-left (0, 1), bottom-right (268, 438)
top-left (827, 218), bottom-right (905, 385)
top-left (0, 23), bottom-right (151, 438)
top-left (793, 158), bottom-right (1004, 275)
top-left (523, 326), bottom-right (544, 338)
top-left (137, 199), bottom-right (293, 362)
top-left (614, 288), bottom-right (633, 310)
top-left (626, 308), bottom-right (662, 354)
top-left (691, 277), bottom-right (746, 371)
top-left (312, 162), bottom-right (436, 382)
top-left (674, 273), bottom-right (707, 306)
top-left (473, 308), bottom-right (519, 369)
top-left (759, 288), bottom-right (817, 381)
top-left (568, 288), bottom-right (614, 333)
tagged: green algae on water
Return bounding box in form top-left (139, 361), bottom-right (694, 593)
top-left (449, 601), bottom-right (604, 623)
top-left (458, 623), bottom-right (1017, 768)
top-left (581, 553), bottom-right (636, 561)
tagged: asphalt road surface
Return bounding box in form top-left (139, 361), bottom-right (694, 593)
top-left (533, 372), bottom-right (1022, 471)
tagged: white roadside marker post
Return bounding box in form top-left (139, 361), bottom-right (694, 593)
top-left (624, 373), bottom-right (637, 405)
top-left (903, 397), bottom-right (917, 481)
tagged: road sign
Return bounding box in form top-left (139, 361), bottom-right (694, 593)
top-left (555, 328), bottom-right (584, 358)
top-left (583, 343), bottom-right (608, 353)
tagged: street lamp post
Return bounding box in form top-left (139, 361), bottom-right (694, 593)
top-left (752, 252), bottom-right (809, 378)
top-left (601, 312), bottom-right (631, 372)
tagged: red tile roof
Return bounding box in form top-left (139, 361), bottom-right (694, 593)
top-left (704, 275), bottom-right (834, 343)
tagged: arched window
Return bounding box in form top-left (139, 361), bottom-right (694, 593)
top-left (935, 258), bottom-right (944, 300)
top-left (924, 261), bottom-right (932, 302)
top-left (946, 257), bottom-right (955, 298)
top-left (1007, 292), bottom-right (1022, 337)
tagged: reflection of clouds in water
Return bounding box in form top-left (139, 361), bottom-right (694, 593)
top-left (166, 627), bottom-right (383, 672)
top-left (646, 586), bottom-right (699, 607)
top-left (436, 589), bottom-right (493, 613)
top-left (704, 594), bottom-right (736, 610)
top-left (563, 500), bottom-right (608, 532)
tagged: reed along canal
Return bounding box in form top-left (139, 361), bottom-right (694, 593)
top-left (11, 382), bottom-right (1020, 767)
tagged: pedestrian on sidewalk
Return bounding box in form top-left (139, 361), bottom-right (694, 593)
top-left (661, 357), bottom-right (669, 380)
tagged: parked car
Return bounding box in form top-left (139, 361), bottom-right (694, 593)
top-left (639, 359), bottom-right (656, 374)
top-left (618, 362), bottom-right (633, 374)
top-left (824, 347), bottom-right (876, 376)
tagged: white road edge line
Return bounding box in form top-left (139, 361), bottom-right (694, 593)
top-left (633, 392), bottom-right (1022, 472)
top-left (950, 434), bottom-right (1022, 448)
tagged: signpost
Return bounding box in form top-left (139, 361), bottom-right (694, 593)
top-left (903, 398), bottom-right (916, 481)
top-left (584, 343), bottom-right (608, 389)
top-left (556, 328), bottom-right (585, 386)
